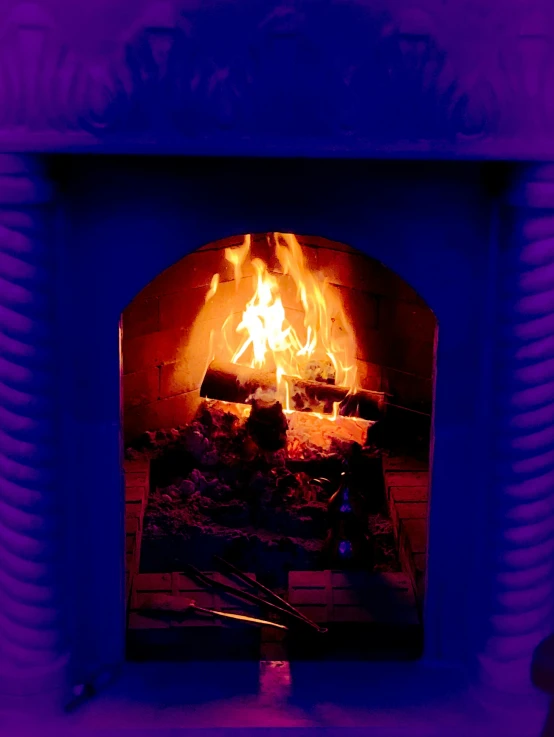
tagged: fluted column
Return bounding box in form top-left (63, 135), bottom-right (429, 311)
top-left (0, 155), bottom-right (68, 702)
top-left (478, 164), bottom-right (554, 712)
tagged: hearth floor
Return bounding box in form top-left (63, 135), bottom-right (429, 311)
top-left (1, 660), bottom-right (546, 737)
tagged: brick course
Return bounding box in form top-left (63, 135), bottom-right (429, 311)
top-left (122, 368), bottom-right (159, 408)
top-left (122, 297), bottom-right (160, 340)
top-left (124, 391), bottom-right (202, 438)
top-left (159, 357), bottom-right (206, 398)
top-left (383, 458), bottom-right (430, 605)
top-left (124, 459), bottom-right (150, 603)
top-left (123, 327), bottom-right (187, 375)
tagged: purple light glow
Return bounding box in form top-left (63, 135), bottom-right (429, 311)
top-left (338, 541), bottom-right (353, 558)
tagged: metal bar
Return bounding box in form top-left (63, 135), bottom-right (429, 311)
top-left (184, 564), bottom-right (322, 631)
top-left (214, 556), bottom-right (327, 634)
top-left (383, 402), bottom-right (432, 418)
top-left (193, 605), bottom-right (288, 629)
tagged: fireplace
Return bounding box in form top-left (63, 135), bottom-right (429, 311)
top-left (120, 229), bottom-right (435, 660)
top-left (1, 1), bottom-right (554, 734)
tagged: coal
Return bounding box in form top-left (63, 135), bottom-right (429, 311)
top-left (246, 397), bottom-right (288, 452)
top-left (129, 400), bottom-right (400, 588)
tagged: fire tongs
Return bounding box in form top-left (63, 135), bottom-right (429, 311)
top-left (139, 592), bottom-right (287, 631)
top-left (186, 561), bottom-right (327, 634)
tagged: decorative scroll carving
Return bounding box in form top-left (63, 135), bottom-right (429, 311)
top-left (0, 4), bottom-right (94, 131)
top-left (0, 155), bottom-right (67, 689)
top-left (479, 165), bottom-right (554, 705)
top-left (378, 9), bottom-right (489, 141)
top-left (0, 0), bottom-right (517, 146)
top-left (498, 11), bottom-right (554, 137)
top-left (99, 3), bottom-right (192, 134)
top-left (248, 4), bottom-right (333, 136)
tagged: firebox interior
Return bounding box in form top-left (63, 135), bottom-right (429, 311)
top-left (122, 231), bottom-right (436, 662)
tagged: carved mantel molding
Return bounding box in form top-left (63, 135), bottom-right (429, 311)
top-left (0, 1), bottom-right (553, 158)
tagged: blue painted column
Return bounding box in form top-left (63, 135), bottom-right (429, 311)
top-left (0, 154), bottom-right (68, 705)
top-left (477, 164), bottom-right (554, 724)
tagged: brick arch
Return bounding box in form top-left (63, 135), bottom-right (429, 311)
top-left (121, 231), bottom-right (437, 440)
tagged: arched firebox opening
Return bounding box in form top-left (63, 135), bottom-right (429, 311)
top-left (121, 231), bottom-right (436, 663)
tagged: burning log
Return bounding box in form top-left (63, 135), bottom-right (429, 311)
top-left (289, 378), bottom-right (384, 419)
top-left (246, 397), bottom-right (288, 452)
top-left (200, 361), bottom-right (275, 403)
top-left (200, 360), bottom-right (385, 420)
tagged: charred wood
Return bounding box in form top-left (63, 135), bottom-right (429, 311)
top-left (200, 360), bottom-right (385, 419)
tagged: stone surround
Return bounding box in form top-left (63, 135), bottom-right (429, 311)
top-left (0, 1), bottom-right (553, 733)
top-left (1, 153), bottom-right (553, 728)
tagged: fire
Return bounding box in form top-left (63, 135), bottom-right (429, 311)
top-left (230, 258), bottom-right (292, 370)
top-left (205, 273), bottom-right (220, 302)
top-left (206, 233), bottom-right (357, 413)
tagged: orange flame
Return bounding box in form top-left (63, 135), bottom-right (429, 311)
top-left (212, 233), bottom-right (357, 413)
top-left (225, 235), bottom-right (251, 287)
top-left (205, 273), bottom-right (220, 303)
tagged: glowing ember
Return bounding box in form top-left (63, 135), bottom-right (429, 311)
top-left (205, 233), bottom-right (358, 414)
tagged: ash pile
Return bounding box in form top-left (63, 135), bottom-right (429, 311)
top-left (127, 400), bottom-right (400, 588)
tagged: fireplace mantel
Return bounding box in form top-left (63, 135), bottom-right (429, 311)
top-left (1, 2), bottom-right (554, 736)
top-left (0, 0), bottom-right (554, 159)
